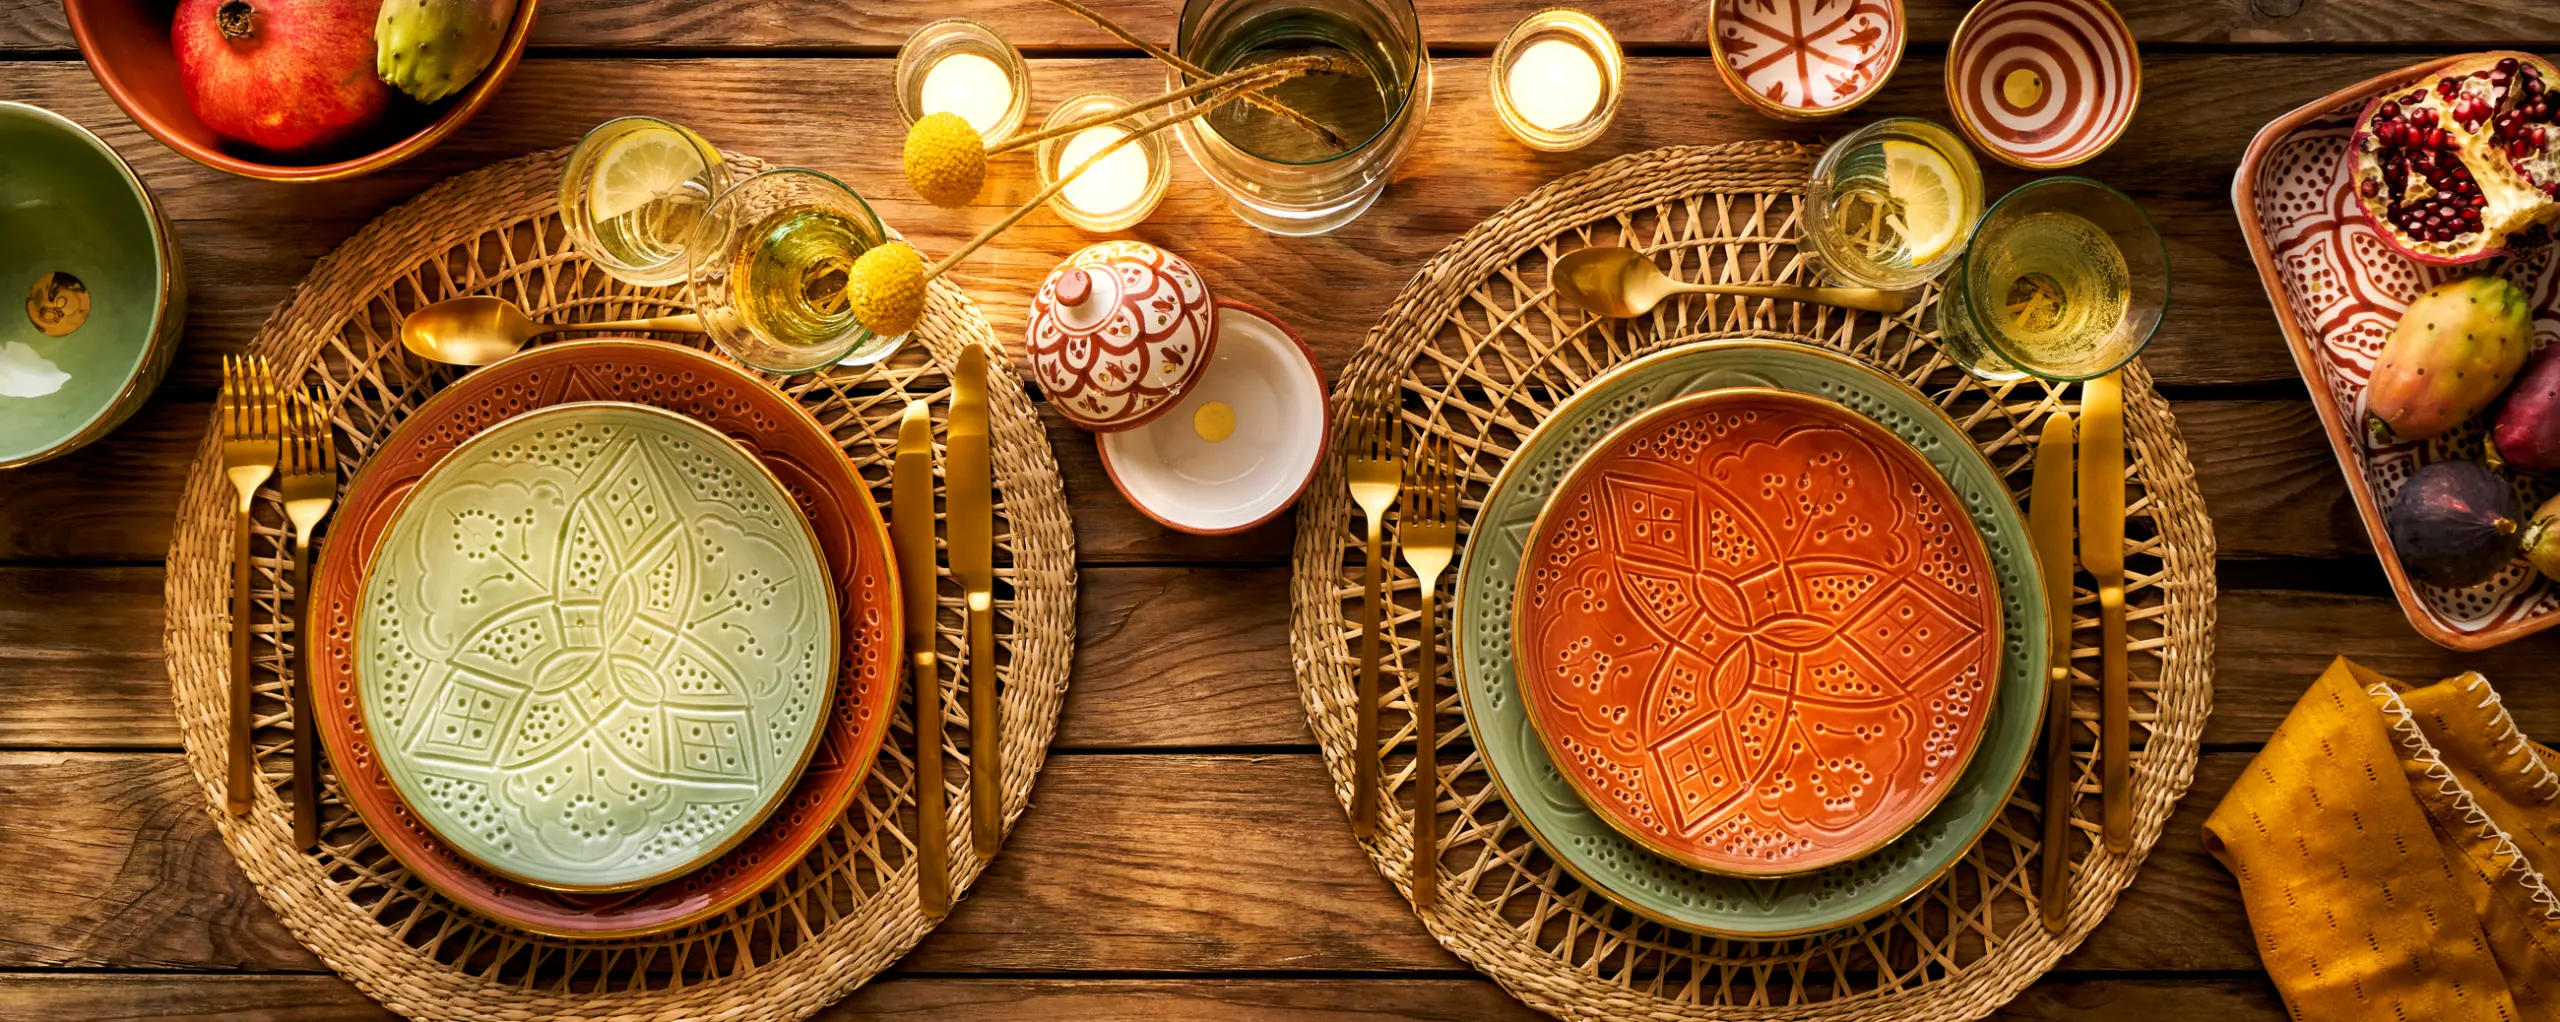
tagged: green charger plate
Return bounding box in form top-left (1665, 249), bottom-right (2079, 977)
top-left (1454, 338), bottom-right (2046, 938)
top-left (358, 402), bottom-right (839, 892)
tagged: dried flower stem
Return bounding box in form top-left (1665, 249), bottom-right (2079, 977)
top-left (1038, 0), bottom-right (1353, 150)
top-left (985, 53), bottom-right (1343, 156)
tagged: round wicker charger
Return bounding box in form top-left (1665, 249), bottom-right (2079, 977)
top-left (1288, 141), bottom-right (2216, 1021)
top-left (161, 148), bottom-right (1076, 1021)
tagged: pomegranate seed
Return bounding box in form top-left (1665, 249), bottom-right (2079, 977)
top-left (2433, 128), bottom-right (2452, 149)
top-left (2538, 126), bottom-right (2550, 147)
top-left (2501, 57), bottom-right (2522, 74)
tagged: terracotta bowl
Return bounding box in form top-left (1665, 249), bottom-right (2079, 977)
top-left (1097, 302), bottom-right (1328, 535)
top-left (1707, 0), bottom-right (1905, 121)
top-left (1945, 0), bottom-right (2140, 170)
top-left (64, 0), bottom-right (539, 182)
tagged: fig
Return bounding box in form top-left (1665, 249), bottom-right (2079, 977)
top-left (2521, 493), bottom-right (2560, 581)
top-left (2489, 342), bottom-right (2560, 471)
top-left (2351, 52), bottom-right (2560, 265)
top-left (2364, 275), bottom-right (2534, 447)
top-left (2387, 460), bottom-right (2522, 587)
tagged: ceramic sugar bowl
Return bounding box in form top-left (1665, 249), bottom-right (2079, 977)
top-left (1026, 241), bottom-right (1217, 432)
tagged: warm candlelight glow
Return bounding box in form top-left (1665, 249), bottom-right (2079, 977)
top-left (1508, 38), bottom-right (1602, 131)
top-left (1060, 126), bottom-right (1151, 217)
top-left (920, 52), bottom-right (1015, 137)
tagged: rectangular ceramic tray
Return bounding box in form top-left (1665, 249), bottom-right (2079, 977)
top-left (2235, 54), bottom-right (2560, 650)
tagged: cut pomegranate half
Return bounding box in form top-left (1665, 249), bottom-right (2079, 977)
top-left (2350, 51), bottom-right (2560, 265)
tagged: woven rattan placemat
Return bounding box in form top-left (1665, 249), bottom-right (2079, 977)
top-left (160, 148), bottom-right (1075, 1021)
top-left (1289, 140), bottom-right (2215, 1022)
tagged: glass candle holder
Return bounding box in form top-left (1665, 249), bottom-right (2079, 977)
top-left (1037, 94), bottom-right (1174, 232)
top-left (559, 116), bottom-right (731, 288)
top-left (1490, 9), bottom-right (1622, 151)
top-left (1172, 0), bottom-right (1431, 237)
top-left (684, 168), bottom-right (902, 374)
top-left (894, 19), bottom-right (1033, 146)
top-left (1935, 176), bottom-right (2168, 382)
top-left (1801, 116), bottom-right (1985, 289)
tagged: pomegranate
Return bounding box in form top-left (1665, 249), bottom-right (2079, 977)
top-left (173, 0), bottom-right (392, 157)
top-left (2350, 52), bottom-right (2560, 265)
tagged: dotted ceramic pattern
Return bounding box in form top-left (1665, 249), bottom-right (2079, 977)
top-left (356, 402), bottom-right (837, 891)
top-left (1465, 344), bottom-right (2041, 933)
top-left (2240, 62), bottom-right (2560, 647)
top-left (1946, 0), bottom-right (2140, 169)
top-left (157, 149), bottom-right (1078, 1022)
top-left (1024, 240), bottom-right (1218, 432)
top-left (1513, 387), bottom-right (2006, 878)
top-left (1709, 0), bottom-right (1903, 117)
top-left (1289, 140), bottom-right (2215, 1022)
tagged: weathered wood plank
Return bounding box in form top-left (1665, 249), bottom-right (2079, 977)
top-left (3, 0), bottom-right (2554, 52)
top-left (0, 53), bottom-right (2432, 393)
top-left (10, 564), bottom-right (2557, 751)
top-left (0, 972), bottom-right (2291, 1022)
top-left (0, 746), bottom-right (2338, 976)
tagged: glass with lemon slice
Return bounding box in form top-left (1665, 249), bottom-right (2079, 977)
top-left (1803, 117), bottom-right (1984, 290)
top-left (560, 117), bottom-right (733, 287)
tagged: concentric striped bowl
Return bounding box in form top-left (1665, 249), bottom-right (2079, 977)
top-left (1946, 0), bottom-right (2140, 169)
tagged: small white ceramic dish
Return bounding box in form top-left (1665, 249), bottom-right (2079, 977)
top-left (1099, 301), bottom-right (1326, 535)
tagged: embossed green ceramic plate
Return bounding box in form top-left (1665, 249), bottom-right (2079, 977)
top-left (1454, 339), bottom-right (2045, 937)
top-left (357, 401), bottom-right (839, 892)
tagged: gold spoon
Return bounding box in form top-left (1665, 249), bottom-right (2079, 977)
top-left (399, 295), bottom-right (705, 366)
top-left (1551, 247), bottom-right (1922, 317)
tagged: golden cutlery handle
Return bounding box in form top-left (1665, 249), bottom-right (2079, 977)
top-left (1411, 585), bottom-right (1438, 911)
top-left (1354, 517), bottom-right (1383, 840)
top-left (228, 505), bottom-right (255, 816)
top-left (2039, 665), bottom-right (2073, 933)
top-left (914, 650), bottom-right (950, 916)
top-left (1664, 281), bottom-right (1912, 315)
top-left (967, 593), bottom-right (1000, 858)
top-left (2099, 587), bottom-right (2132, 854)
top-left (291, 539), bottom-right (319, 849)
top-left (536, 313), bottom-right (707, 336)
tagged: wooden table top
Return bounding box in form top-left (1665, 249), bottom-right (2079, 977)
top-left (5, 3), bottom-right (2559, 1019)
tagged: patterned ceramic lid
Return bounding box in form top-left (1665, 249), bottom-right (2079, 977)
top-left (1025, 241), bottom-right (1217, 432)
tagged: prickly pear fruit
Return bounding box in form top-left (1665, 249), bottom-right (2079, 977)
top-left (2489, 342), bottom-right (2560, 472)
top-left (2521, 493), bottom-right (2560, 582)
top-left (374, 0), bottom-right (516, 104)
top-left (2363, 276), bottom-right (2534, 447)
top-left (2386, 460), bottom-right (2521, 587)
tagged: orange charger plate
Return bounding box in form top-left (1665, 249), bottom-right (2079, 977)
top-left (1512, 388), bottom-right (2001, 877)
top-left (308, 339), bottom-right (902, 938)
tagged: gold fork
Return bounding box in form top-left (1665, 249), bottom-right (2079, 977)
top-left (1398, 434), bottom-right (1456, 911)
top-left (280, 386), bottom-right (337, 849)
top-left (219, 355), bottom-right (281, 816)
top-left (1346, 402), bottom-right (1403, 840)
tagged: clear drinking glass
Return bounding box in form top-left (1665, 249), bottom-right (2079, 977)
top-left (1172, 0), bottom-right (1431, 236)
top-left (1935, 176), bottom-right (2168, 382)
top-left (684, 169), bottom-right (902, 374)
top-left (1802, 117), bottom-right (1985, 289)
top-left (559, 116), bottom-right (732, 287)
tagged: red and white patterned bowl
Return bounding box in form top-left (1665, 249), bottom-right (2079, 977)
top-left (1946, 0), bottom-right (2140, 170)
top-left (1025, 241), bottom-right (1219, 433)
top-left (1707, 0), bottom-right (1905, 122)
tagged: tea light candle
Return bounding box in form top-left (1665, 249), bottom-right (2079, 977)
top-left (1038, 93), bottom-right (1172, 232)
top-left (920, 52), bottom-right (1015, 137)
top-left (1491, 10), bottom-right (1623, 151)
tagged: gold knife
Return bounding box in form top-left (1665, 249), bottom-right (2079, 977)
top-left (2031, 411), bottom-right (2076, 934)
top-left (949, 345), bottom-right (1000, 859)
top-left (894, 399), bottom-right (950, 917)
top-left (2078, 373), bottom-right (2132, 855)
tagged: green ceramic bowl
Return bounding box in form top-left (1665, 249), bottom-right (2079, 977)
top-left (1453, 338), bottom-right (2046, 938)
top-left (0, 102), bottom-right (184, 469)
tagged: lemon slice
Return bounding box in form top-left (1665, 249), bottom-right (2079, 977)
top-left (590, 127), bottom-right (710, 221)
top-left (1883, 139), bottom-right (1963, 263)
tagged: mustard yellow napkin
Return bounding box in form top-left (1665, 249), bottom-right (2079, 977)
top-left (2205, 657), bottom-right (2560, 1021)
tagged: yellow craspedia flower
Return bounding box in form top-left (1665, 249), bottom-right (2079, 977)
top-left (850, 241), bottom-right (926, 338)
top-left (904, 112), bottom-right (988, 208)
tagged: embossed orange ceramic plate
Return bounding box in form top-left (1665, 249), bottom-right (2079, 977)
top-left (310, 339), bottom-right (902, 937)
top-left (1512, 388), bottom-right (2001, 877)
